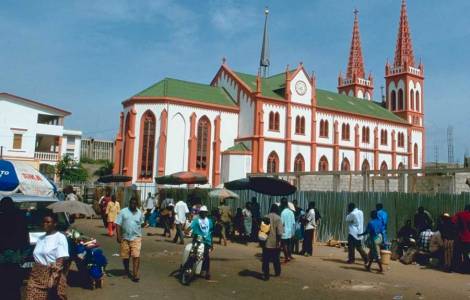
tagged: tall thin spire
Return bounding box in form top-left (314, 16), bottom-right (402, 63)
top-left (260, 7), bottom-right (270, 77)
top-left (337, 8), bottom-right (373, 100)
top-left (394, 0), bottom-right (415, 67)
top-left (346, 9), bottom-right (365, 79)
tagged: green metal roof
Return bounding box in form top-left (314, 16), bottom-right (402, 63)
top-left (316, 89), bottom-right (407, 123)
top-left (235, 71), bottom-right (286, 99)
top-left (135, 78), bottom-right (237, 108)
top-left (224, 142), bottom-right (251, 152)
top-left (233, 70), bottom-right (406, 123)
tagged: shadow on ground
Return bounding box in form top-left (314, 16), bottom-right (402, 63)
top-left (238, 269), bottom-right (264, 280)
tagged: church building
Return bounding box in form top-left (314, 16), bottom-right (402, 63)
top-left (113, 1), bottom-right (425, 188)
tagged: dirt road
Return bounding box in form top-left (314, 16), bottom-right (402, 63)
top-left (66, 219), bottom-right (470, 300)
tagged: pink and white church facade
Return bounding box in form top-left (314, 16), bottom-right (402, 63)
top-left (113, 1), bottom-right (425, 188)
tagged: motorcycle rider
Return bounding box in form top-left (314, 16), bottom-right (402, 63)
top-left (190, 205), bottom-right (213, 280)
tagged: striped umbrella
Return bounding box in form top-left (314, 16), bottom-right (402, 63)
top-left (155, 171), bottom-right (208, 185)
top-left (208, 188), bottom-right (240, 200)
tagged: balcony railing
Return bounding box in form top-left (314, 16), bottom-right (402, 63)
top-left (340, 78), bottom-right (372, 87)
top-left (35, 152), bottom-right (59, 161)
top-left (388, 66), bottom-right (422, 76)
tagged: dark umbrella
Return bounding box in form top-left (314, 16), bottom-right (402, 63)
top-left (223, 178), bottom-right (250, 190)
top-left (224, 176), bottom-right (296, 196)
top-left (155, 171), bottom-right (208, 185)
top-left (97, 175), bottom-right (132, 184)
top-left (249, 176), bottom-right (296, 196)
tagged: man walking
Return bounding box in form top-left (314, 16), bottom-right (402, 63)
top-left (219, 199), bottom-right (232, 246)
top-left (261, 204), bottom-right (283, 281)
top-left (345, 203), bottom-right (368, 264)
top-left (173, 198), bottom-right (189, 244)
top-left (376, 203), bottom-right (389, 246)
top-left (143, 192), bottom-right (155, 227)
top-left (280, 198), bottom-right (295, 262)
top-left (116, 197), bottom-right (144, 282)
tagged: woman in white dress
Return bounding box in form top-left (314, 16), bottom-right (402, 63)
top-left (25, 213), bottom-right (69, 300)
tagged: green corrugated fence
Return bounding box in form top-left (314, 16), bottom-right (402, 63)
top-left (202, 191), bottom-right (470, 242)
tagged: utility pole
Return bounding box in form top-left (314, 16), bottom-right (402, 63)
top-left (447, 126), bottom-right (454, 165)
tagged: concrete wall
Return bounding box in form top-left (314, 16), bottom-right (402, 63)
top-left (286, 170), bottom-right (470, 194)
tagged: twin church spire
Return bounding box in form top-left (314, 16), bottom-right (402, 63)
top-left (337, 9), bottom-right (373, 100)
top-left (257, 1), bottom-right (419, 104)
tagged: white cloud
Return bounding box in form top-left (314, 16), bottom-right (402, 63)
top-left (209, 0), bottom-right (257, 35)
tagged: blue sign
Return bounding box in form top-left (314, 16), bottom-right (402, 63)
top-left (0, 160), bottom-right (20, 192)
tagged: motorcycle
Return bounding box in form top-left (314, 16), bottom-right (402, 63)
top-left (179, 235), bottom-right (205, 285)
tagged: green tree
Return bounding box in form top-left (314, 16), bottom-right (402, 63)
top-left (94, 160), bottom-right (114, 177)
top-left (56, 155), bottom-right (88, 182)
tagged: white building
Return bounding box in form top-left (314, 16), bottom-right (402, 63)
top-left (114, 2), bottom-right (425, 187)
top-left (62, 129), bottom-right (82, 162)
top-left (0, 92), bottom-right (79, 174)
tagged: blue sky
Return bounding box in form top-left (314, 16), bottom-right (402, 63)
top-left (0, 0), bottom-right (469, 163)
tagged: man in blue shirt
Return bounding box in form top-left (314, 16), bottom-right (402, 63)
top-left (280, 198), bottom-right (295, 263)
top-left (360, 210), bottom-right (384, 272)
top-left (190, 205), bottom-right (213, 280)
top-left (116, 197), bottom-right (144, 282)
top-left (376, 203), bottom-right (389, 246)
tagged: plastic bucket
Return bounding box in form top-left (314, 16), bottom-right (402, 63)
top-left (381, 250), bottom-right (392, 265)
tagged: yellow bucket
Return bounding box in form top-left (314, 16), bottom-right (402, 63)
top-left (380, 250), bottom-right (392, 265)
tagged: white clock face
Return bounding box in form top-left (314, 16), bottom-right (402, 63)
top-left (295, 80), bottom-right (307, 96)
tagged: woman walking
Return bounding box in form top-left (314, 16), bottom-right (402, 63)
top-left (106, 195), bottom-right (121, 237)
top-left (26, 213), bottom-right (70, 300)
top-left (242, 202), bottom-right (253, 243)
top-left (302, 202), bottom-right (316, 256)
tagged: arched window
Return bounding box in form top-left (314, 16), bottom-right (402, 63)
top-left (274, 112), bottom-right (280, 131)
top-left (361, 160), bottom-right (370, 173)
top-left (341, 157), bottom-right (351, 171)
top-left (414, 143), bottom-right (419, 166)
top-left (196, 116), bottom-right (211, 171)
top-left (410, 90), bottom-right (415, 110)
top-left (295, 116), bottom-right (305, 135)
top-left (380, 161), bottom-right (388, 176)
top-left (398, 89), bottom-right (404, 110)
top-left (342, 123), bottom-right (350, 140)
top-left (269, 112), bottom-right (274, 130)
top-left (320, 119), bottom-right (329, 137)
top-left (380, 130), bottom-right (388, 145)
top-left (362, 126), bottom-right (370, 143)
top-left (391, 90), bottom-right (397, 111)
top-left (318, 156), bottom-right (329, 171)
top-left (415, 91), bottom-right (420, 112)
top-left (267, 151), bottom-right (279, 173)
top-left (139, 110), bottom-right (156, 178)
top-left (295, 116), bottom-right (300, 134)
top-left (294, 154), bottom-right (305, 172)
top-left (121, 112), bottom-right (131, 173)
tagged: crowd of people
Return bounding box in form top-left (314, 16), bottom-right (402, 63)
top-left (346, 202), bottom-right (470, 274)
top-left (1, 191), bottom-right (469, 299)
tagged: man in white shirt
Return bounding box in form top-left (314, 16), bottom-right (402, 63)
top-left (143, 192), bottom-right (155, 227)
top-left (345, 203), bottom-right (368, 264)
top-left (173, 199), bottom-right (190, 244)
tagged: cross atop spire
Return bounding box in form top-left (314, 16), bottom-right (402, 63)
top-left (259, 7), bottom-right (270, 77)
top-left (346, 8), bottom-right (365, 79)
top-left (394, 0), bottom-right (415, 67)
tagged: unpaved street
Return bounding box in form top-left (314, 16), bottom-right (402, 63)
top-left (66, 219), bottom-right (470, 300)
